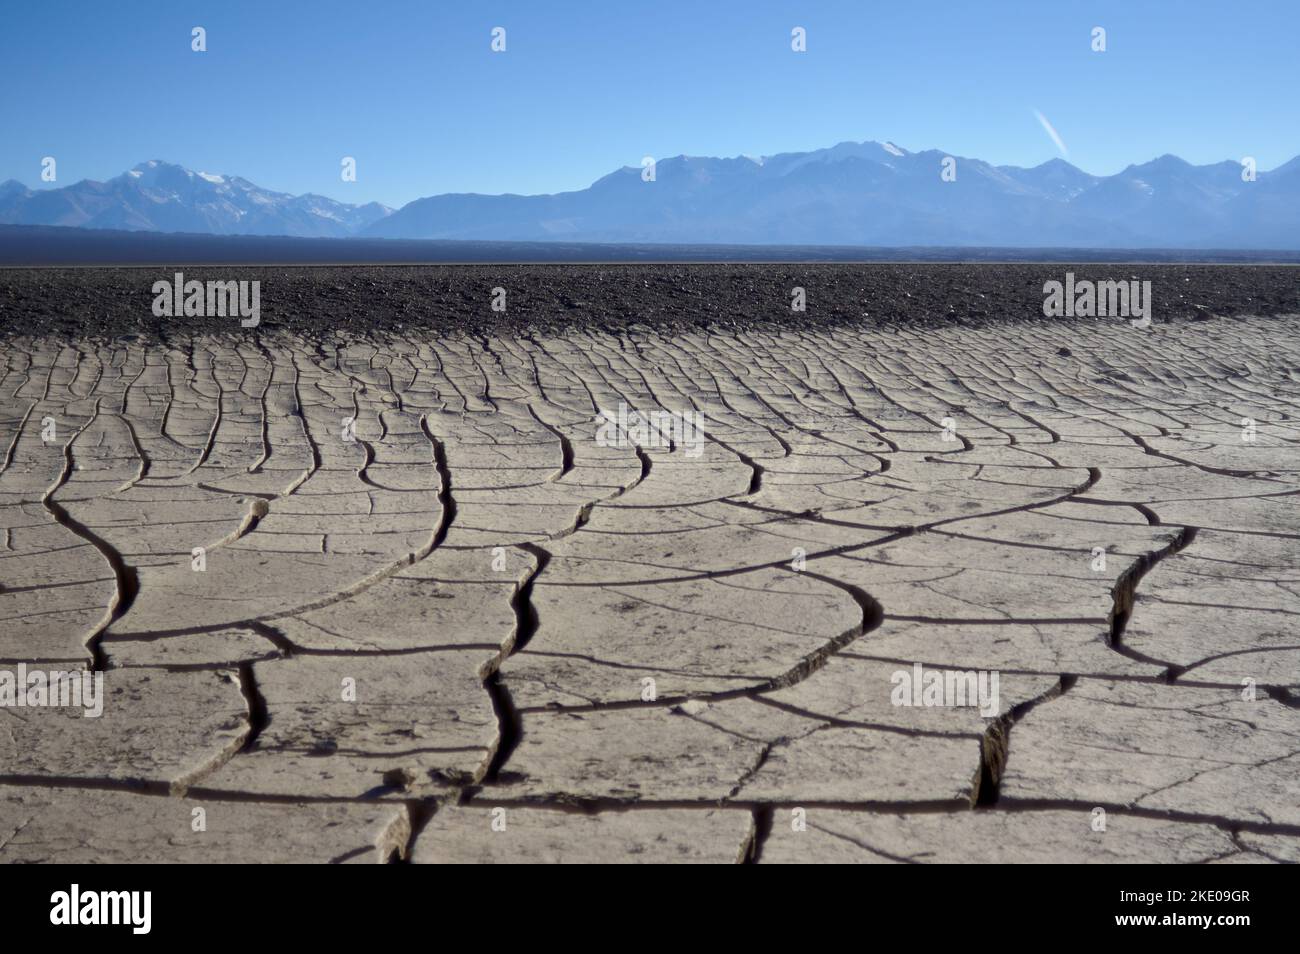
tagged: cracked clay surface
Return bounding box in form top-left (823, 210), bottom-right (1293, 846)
top-left (2, 314), bottom-right (1298, 863)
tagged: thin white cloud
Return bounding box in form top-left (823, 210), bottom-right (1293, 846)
top-left (1033, 109), bottom-right (1069, 157)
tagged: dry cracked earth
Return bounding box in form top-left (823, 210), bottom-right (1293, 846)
top-left (2, 315), bottom-right (1299, 864)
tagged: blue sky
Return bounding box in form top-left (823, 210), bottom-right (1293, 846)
top-left (2, 1), bottom-right (1297, 208)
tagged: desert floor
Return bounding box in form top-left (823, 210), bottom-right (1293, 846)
top-left (2, 314), bottom-right (1299, 862)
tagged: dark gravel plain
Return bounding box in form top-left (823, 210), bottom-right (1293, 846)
top-left (1, 263), bottom-right (1296, 341)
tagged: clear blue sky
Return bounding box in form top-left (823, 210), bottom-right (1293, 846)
top-left (2, 1), bottom-right (1297, 208)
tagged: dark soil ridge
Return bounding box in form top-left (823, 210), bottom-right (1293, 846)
top-left (1, 263), bottom-right (1296, 342)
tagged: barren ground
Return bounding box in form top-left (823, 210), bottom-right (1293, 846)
top-left (4, 262), bottom-right (1298, 338)
top-left (2, 280), bottom-right (1299, 862)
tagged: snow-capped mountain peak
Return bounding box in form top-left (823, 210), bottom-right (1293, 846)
top-left (0, 161), bottom-right (392, 238)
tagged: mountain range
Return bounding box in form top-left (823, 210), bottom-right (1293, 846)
top-left (0, 160), bottom-right (392, 239)
top-left (3, 143), bottom-right (1298, 248)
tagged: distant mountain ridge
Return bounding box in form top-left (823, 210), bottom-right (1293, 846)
top-left (364, 142), bottom-right (1300, 248)
top-left (3, 143), bottom-right (1298, 248)
top-left (0, 161), bottom-right (392, 239)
